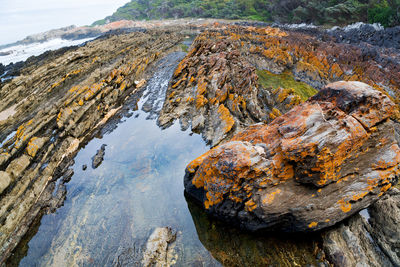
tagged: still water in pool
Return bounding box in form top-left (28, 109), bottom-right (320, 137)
top-left (11, 52), bottom-right (318, 267)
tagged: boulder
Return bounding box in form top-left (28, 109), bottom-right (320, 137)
top-left (184, 81), bottom-right (400, 232)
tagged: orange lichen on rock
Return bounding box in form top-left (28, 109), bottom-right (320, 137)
top-left (217, 104), bottom-right (235, 134)
top-left (196, 94), bottom-right (208, 109)
top-left (158, 30), bottom-right (262, 146)
top-left (245, 199), bottom-right (257, 212)
top-left (210, 25), bottom-right (400, 106)
top-left (26, 137), bottom-right (39, 157)
top-left (269, 108), bottom-right (282, 120)
top-left (14, 120), bottom-right (32, 149)
top-left (338, 199), bottom-right (352, 213)
top-left (51, 69), bottom-right (82, 89)
top-left (262, 189), bottom-right (281, 205)
top-left (185, 81), bottom-right (400, 232)
top-left (188, 141), bottom-right (269, 211)
top-left (120, 80), bottom-right (128, 91)
top-left (174, 61), bottom-right (185, 77)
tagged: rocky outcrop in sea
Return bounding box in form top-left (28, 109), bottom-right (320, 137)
top-left (1, 20), bottom-right (400, 266)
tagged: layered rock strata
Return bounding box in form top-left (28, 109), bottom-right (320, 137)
top-left (0, 28), bottom-right (183, 262)
top-left (184, 81), bottom-right (400, 232)
top-left (1, 21), bottom-right (400, 265)
top-left (323, 188), bottom-right (400, 266)
top-left (159, 25), bottom-right (400, 147)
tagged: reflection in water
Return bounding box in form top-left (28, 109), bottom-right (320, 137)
top-left (15, 115), bottom-right (218, 266)
top-left (186, 195), bottom-right (321, 266)
top-left (11, 52), bottom-right (220, 266)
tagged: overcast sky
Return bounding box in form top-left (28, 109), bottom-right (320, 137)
top-left (0, 0), bottom-right (130, 45)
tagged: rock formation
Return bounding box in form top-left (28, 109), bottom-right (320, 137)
top-left (92, 144), bottom-right (107, 169)
top-left (141, 227), bottom-right (177, 267)
top-left (0, 27), bottom-right (184, 262)
top-left (323, 188), bottom-right (400, 266)
top-left (1, 20), bottom-right (400, 265)
top-left (186, 195), bottom-right (328, 266)
top-left (184, 81), bottom-right (400, 232)
top-left (159, 25), bottom-right (400, 147)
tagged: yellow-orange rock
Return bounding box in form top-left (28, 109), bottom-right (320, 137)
top-left (185, 81), bottom-right (400, 232)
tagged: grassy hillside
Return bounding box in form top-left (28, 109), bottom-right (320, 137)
top-left (93, 0), bottom-right (400, 27)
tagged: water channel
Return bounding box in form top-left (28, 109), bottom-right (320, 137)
top-left (8, 52), bottom-right (318, 266)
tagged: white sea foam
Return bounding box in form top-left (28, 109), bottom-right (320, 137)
top-left (283, 23), bottom-right (317, 30)
top-left (0, 37), bottom-right (96, 65)
top-left (328, 22), bottom-right (384, 33)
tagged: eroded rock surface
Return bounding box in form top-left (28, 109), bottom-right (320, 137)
top-left (2, 20), bottom-right (400, 266)
top-left (185, 81), bottom-right (400, 232)
top-left (323, 188), bottom-right (400, 267)
top-left (142, 227), bottom-right (177, 267)
top-left (0, 27), bottom-right (184, 263)
top-left (158, 31), bottom-right (264, 146)
top-left (159, 25), bottom-right (400, 147)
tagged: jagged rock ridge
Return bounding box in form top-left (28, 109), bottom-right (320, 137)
top-left (159, 25), bottom-right (400, 147)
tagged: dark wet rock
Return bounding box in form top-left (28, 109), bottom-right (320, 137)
top-left (328, 24), bottom-right (400, 50)
top-left (61, 168), bottom-right (74, 183)
top-left (92, 144), bottom-right (107, 169)
top-left (322, 214), bottom-right (393, 267)
top-left (82, 164), bottom-right (87, 171)
top-left (184, 81), bottom-right (400, 232)
top-left (141, 227), bottom-right (177, 267)
top-left (367, 188), bottom-right (400, 265)
top-left (0, 52), bottom-right (12, 57)
top-left (48, 183), bottom-right (67, 213)
top-left (323, 188), bottom-right (400, 267)
top-left (0, 64), bottom-right (5, 77)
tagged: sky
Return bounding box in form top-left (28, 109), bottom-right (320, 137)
top-left (0, 0), bottom-right (130, 45)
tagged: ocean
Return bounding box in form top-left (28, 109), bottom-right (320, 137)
top-left (0, 37), bottom-right (96, 65)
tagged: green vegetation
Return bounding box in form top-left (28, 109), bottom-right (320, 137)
top-left (257, 70), bottom-right (318, 101)
top-left (368, 0), bottom-right (400, 27)
top-left (179, 43), bottom-right (189, 52)
top-left (93, 0), bottom-right (400, 27)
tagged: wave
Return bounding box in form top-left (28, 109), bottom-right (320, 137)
top-left (0, 37), bottom-right (96, 65)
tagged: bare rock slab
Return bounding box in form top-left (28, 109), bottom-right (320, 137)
top-left (142, 227), bottom-right (177, 267)
top-left (0, 171), bottom-right (11, 195)
top-left (184, 81), bottom-right (400, 232)
top-left (323, 188), bottom-right (400, 266)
